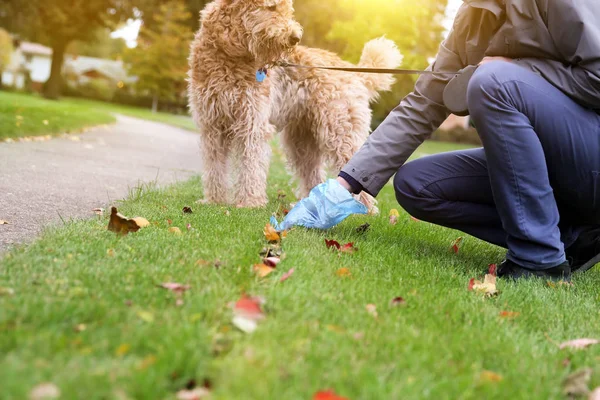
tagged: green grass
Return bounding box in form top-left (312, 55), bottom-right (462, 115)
top-left (2, 142), bottom-right (600, 399)
top-left (60, 98), bottom-right (197, 132)
top-left (0, 91), bottom-right (116, 141)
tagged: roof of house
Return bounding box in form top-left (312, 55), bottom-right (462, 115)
top-left (20, 42), bottom-right (52, 57)
top-left (64, 55), bottom-right (134, 83)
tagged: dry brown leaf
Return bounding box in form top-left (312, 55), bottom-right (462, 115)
top-left (366, 304), bottom-right (378, 318)
top-left (336, 268), bottom-right (352, 278)
top-left (280, 268), bottom-right (295, 282)
top-left (29, 383), bottom-right (60, 400)
top-left (563, 368), bottom-right (592, 398)
top-left (559, 338), bottom-right (600, 350)
top-left (0, 220), bottom-right (10, 225)
top-left (92, 208), bottom-right (104, 216)
top-left (107, 248), bottom-right (115, 257)
top-left (107, 207), bottom-right (141, 235)
top-left (479, 370), bottom-right (503, 383)
top-left (499, 311), bottom-right (520, 319)
top-left (253, 263), bottom-right (275, 278)
top-left (391, 297), bottom-right (406, 307)
top-left (159, 283), bottom-right (191, 293)
top-left (168, 227), bottom-right (182, 235)
top-left (263, 223), bottom-right (280, 242)
top-left (470, 274), bottom-right (498, 296)
top-left (132, 217), bottom-right (150, 228)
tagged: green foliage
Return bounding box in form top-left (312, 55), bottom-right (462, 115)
top-left (67, 28), bottom-right (128, 60)
top-left (69, 79), bottom-right (117, 102)
top-left (124, 0), bottom-right (193, 103)
top-left (0, 28), bottom-right (13, 73)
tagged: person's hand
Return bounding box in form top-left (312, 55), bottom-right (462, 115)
top-left (479, 56), bottom-right (513, 65)
top-left (336, 176), bottom-right (353, 192)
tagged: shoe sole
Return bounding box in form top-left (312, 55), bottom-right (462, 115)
top-left (573, 252), bottom-right (600, 274)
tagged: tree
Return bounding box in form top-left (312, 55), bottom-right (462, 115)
top-left (0, 0), bottom-right (139, 99)
top-left (124, 0), bottom-right (193, 113)
top-left (68, 28), bottom-right (128, 60)
top-left (0, 28), bottom-right (13, 88)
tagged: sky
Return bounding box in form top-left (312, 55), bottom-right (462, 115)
top-left (112, 0), bottom-right (464, 47)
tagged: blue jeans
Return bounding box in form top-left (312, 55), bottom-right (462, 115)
top-left (394, 61), bottom-right (600, 269)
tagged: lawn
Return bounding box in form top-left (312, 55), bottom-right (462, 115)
top-left (0, 91), bottom-right (116, 141)
top-left (1, 141), bottom-right (600, 399)
top-left (0, 91), bottom-right (196, 141)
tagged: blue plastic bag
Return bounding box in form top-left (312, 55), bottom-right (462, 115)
top-left (270, 179), bottom-right (368, 231)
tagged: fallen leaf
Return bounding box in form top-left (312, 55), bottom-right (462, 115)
top-left (325, 239), bottom-right (341, 249)
top-left (169, 227), bottom-right (182, 235)
top-left (137, 310), bottom-right (154, 323)
top-left (451, 237), bottom-right (464, 254)
top-left (253, 263), bottom-right (275, 278)
top-left (263, 256), bottom-right (281, 267)
top-left (186, 223), bottom-right (192, 231)
top-left (563, 368), bottom-right (592, 398)
top-left (559, 339), bottom-right (600, 350)
top-left (280, 268), bottom-right (295, 282)
top-left (74, 324), bottom-right (86, 332)
top-left (92, 208), bottom-right (104, 216)
top-left (224, 210), bottom-right (231, 216)
top-left (314, 389), bottom-right (348, 400)
top-left (468, 278), bottom-right (476, 291)
top-left (106, 248), bottom-right (115, 257)
top-left (264, 223), bottom-right (280, 242)
top-left (107, 207), bottom-right (141, 235)
top-left (29, 383), bottom-right (60, 400)
top-left (0, 287), bottom-right (15, 296)
top-left (182, 206), bottom-right (193, 214)
top-left (590, 388), bottom-right (600, 400)
top-left (132, 217), bottom-right (150, 228)
top-left (167, 219), bottom-right (173, 225)
top-left (336, 268), bottom-right (352, 278)
top-left (356, 223), bottom-right (371, 233)
top-left (42, 119), bottom-right (49, 125)
top-left (176, 299), bottom-right (184, 307)
top-left (391, 297), bottom-right (406, 306)
top-left (159, 283), bottom-right (191, 293)
top-left (366, 304), bottom-right (378, 318)
top-left (389, 209), bottom-right (400, 225)
top-left (232, 294), bottom-right (265, 333)
top-left (176, 388), bottom-right (210, 400)
top-left (499, 311), bottom-right (520, 319)
top-left (137, 355), bottom-right (157, 370)
top-left (479, 370), bottom-right (503, 383)
top-left (339, 243), bottom-right (356, 254)
top-left (0, 220), bottom-right (10, 225)
top-left (488, 264), bottom-right (497, 276)
top-left (470, 274), bottom-right (498, 296)
top-left (115, 343), bottom-right (130, 357)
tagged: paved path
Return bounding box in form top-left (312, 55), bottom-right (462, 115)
top-left (0, 115), bottom-right (202, 252)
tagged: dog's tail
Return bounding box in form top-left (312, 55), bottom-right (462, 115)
top-left (358, 37), bottom-right (403, 101)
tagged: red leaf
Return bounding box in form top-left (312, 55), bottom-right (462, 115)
top-left (186, 223), bottom-right (192, 231)
top-left (234, 295), bottom-right (264, 319)
top-left (339, 242), bottom-right (356, 254)
top-left (451, 237), bottom-right (463, 254)
top-left (325, 239), bottom-right (341, 250)
top-left (263, 257), bottom-right (281, 267)
top-left (314, 390), bottom-right (348, 400)
top-left (468, 278), bottom-right (475, 291)
top-left (159, 283), bottom-right (191, 293)
top-left (488, 264), bottom-right (497, 276)
top-left (391, 297), bottom-right (406, 306)
top-left (280, 268), bottom-right (295, 282)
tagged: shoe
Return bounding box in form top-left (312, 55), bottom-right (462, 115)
top-left (565, 226), bottom-right (600, 274)
top-left (496, 259), bottom-right (571, 282)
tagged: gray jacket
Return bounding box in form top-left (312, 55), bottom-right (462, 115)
top-left (341, 0), bottom-right (600, 197)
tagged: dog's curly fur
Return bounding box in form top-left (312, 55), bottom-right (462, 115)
top-left (188, 0), bottom-right (403, 208)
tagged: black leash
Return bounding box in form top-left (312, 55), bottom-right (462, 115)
top-left (274, 61), bottom-right (459, 76)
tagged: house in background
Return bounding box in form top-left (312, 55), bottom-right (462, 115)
top-left (2, 41), bottom-right (52, 91)
top-left (2, 39), bottom-right (133, 92)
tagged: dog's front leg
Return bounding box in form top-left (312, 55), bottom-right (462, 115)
top-left (232, 122), bottom-right (274, 208)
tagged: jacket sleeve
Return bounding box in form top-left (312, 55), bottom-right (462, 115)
top-left (340, 8), bottom-right (467, 197)
top-left (515, 1), bottom-right (600, 111)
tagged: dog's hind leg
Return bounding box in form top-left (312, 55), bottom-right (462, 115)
top-left (199, 130), bottom-right (230, 204)
top-left (281, 125), bottom-right (325, 198)
top-left (231, 123), bottom-right (273, 208)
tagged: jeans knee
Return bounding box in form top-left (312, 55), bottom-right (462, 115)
top-left (466, 61), bottom-right (512, 115)
top-left (394, 162), bottom-right (424, 217)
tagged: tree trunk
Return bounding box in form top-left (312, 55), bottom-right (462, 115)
top-left (43, 40), bottom-right (68, 100)
top-left (152, 94), bottom-right (159, 113)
